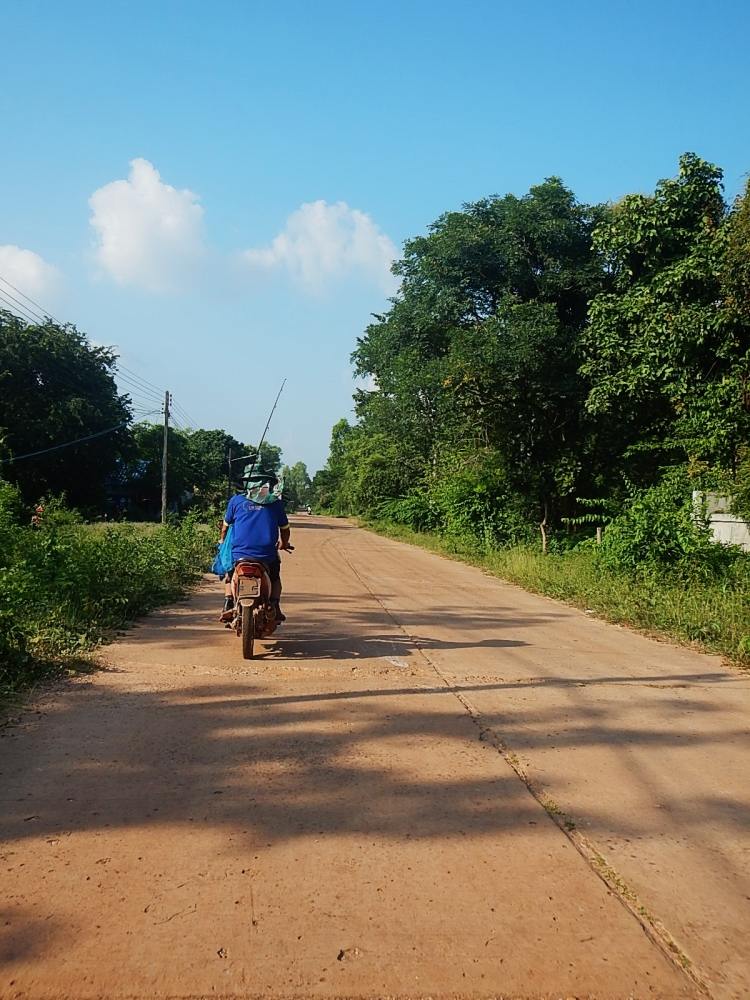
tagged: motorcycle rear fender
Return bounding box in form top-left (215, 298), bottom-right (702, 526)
top-left (232, 561), bottom-right (272, 601)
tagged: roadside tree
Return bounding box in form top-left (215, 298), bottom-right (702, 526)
top-left (0, 311), bottom-right (131, 508)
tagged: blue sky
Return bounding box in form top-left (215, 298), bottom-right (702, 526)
top-left (1, 0), bottom-right (748, 472)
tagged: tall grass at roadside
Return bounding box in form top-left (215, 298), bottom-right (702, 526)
top-left (0, 513), bottom-right (213, 699)
top-left (363, 519), bottom-right (750, 667)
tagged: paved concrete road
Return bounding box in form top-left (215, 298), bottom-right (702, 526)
top-left (1, 517), bottom-right (748, 998)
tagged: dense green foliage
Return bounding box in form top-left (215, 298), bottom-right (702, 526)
top-left (0, 481), bottom-right (212, 698)
top-left (0, 311), bottom-right (131, 506)
top-left (582, 155), bottom-right (750, 473)
top-left (318, 175), bottom-right (610, 536)
top-left (0, 312), bottom-right (301, 696)
top-left (315, 155), bottom-right (750, 657)
top-left (281, 461), bottom-right (312, 509)
top-left (315, 155), bottom-right (750, 554)
top-left (117, 424), bottom-right (247, 517)
top-left (112, 431), bottom-right (283, 518)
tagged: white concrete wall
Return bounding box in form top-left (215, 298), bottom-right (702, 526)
top-left (693, 492), bottom-right (750, 552)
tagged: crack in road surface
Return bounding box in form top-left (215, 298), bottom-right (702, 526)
top-left (332, 535), bottom-right (709, 995)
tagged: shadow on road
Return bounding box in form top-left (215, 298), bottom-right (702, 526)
top-left (135, 583), bottom-right (558, 661)
top-left (2, 517), bottom-right (747, 992)
top-left (1, 577), bottom-right (743, 855)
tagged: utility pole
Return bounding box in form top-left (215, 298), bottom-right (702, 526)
top-left (161, 390), bottom-right (170, 524)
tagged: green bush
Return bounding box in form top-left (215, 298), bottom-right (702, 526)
top-left (598, 468), bottom-right (739, 578)
top-left (731, 447), bottom-right (750, 522)
top-left (0, 479), bottom-right (24, 534)
top-left (377, 456), bottom-right (531, 552)
top-left (0, 492), bottom-right (212, 698)
top-left (377, 489), bottom-right (441, 533)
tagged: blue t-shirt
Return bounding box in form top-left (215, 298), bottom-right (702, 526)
top-left (224, 495), bottom-right (288, 563)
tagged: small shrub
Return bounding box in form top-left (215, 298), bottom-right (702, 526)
top-left (0, 508), bottom-right (212, 699)
top-left (377, 457), bottom-right (531, 552)
top-left (731, 447), bottom-right (750, 522)
top-left (0, 479), bottom-right (24, 533)
top-left (598, 468), bottom-right (740, 578)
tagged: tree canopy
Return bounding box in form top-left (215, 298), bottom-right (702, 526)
top-left (281, 462), bottom-right (312, 509)
top-left (0, 310), bottom-right (286, 517)
top-left (582, 153), bottom-right (750, 471)
top-left (115, 426), bottom-right (284, 518)
top-left (315, 155), bottom-right (750, 550)
top-left (0, 312), bottom-right (131, 506)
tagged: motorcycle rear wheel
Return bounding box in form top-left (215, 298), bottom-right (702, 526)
top-left (241, 608), bottom-right (254, 659)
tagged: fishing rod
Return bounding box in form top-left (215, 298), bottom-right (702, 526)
top-left (253, 378), bottom-right (287, 472)
top-left (228, 379), bottom-right (287, 489)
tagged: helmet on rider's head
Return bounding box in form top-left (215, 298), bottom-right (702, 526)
top-left (243, 464), bottom-right (284, 506)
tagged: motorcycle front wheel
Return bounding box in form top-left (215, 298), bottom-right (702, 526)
top-left (241, 607), bottom-right (254, 659)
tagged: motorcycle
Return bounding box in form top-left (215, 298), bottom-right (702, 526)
top-left (230, 548), bottom-right (293, 659)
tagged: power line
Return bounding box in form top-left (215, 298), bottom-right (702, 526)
top-left (0, 279), bottom-right (177, 484)
top-left (130, 403), bottom-right (163, 419)
top-left (121, 386), bottom-right (161, 405)
top-left (179, 403), bottom-right (198, 426)
top-left (0, 297), bottom-right (113, 401)
top-left (122, 392), bottom-right (164, 411)
top-left (3, 342), bottom-right (163, 427)
top-left (4, 344), bottom-right (136, 411)
top-left (0, 287), bottom-right (47, 324)
top-left (0, 414), bottom-right (159, 465)
top-left (0, 289), bottom-right (163, 408)
top-left (116, 369), bottom-right (164, 394)
top-left (0, 274), bottom-right (200, 438)
top-left (133, 403), bottom-right (160, 417)
top-left (171, 398), bottom-right (197, 428)
top-left (0, 276), bottom-right (163, 398)
top-left (118, 381), bottom-right (164, 405)
top-left (115, 366), bottom-right (162, 388)
top-left (115, 362), bottom-right (164, 396)
top-left (0, 310), bottom-right (164, 425)
top-left (0, 273), bottom-right (61, 324)
top-left (117, 389), bottom-right (165, 414)
top-left (115, 371), bottom-right (164, 402)
top-left (0, 289), bottom-right (41, 326)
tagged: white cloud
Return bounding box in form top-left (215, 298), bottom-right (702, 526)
top-left (241, 200), bottom-right (398, 294)
top-left (0, 245), bottom-right (60, 306)
top-left (356, 372), bottom-right (379, 392)
top-left (89, 158), bottom-right (205, 292)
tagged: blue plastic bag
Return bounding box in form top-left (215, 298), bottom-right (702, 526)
top-left (211, 524), bottom-right (234, 577)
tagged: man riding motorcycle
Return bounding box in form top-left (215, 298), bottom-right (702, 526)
top-left (219, 468), bottom-right (291, 622)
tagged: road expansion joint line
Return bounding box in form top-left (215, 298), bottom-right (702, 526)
top-left (334, 534), bottom-right (710, 999)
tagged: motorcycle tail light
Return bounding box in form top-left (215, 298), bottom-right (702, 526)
top-left (236, 563), bottom-right (263, 578)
